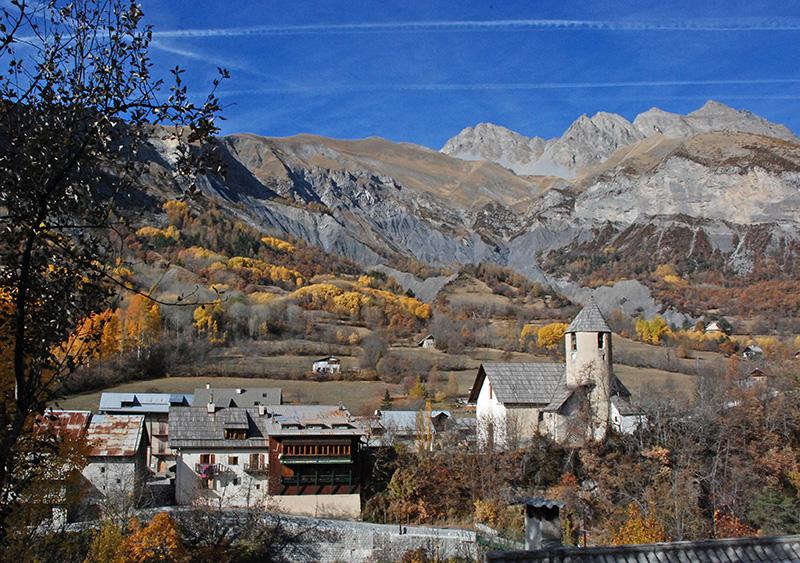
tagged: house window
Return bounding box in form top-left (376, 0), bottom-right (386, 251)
top-left (100, 467), bottom-right (105, 474)
top-left (233, 477), bottom-right (239, 486)
top-left (598, 333), bottom-right (605, 349)
top-left (255, 484), bottom-right (260, 490)
top-left (116, 479), bottom-right (121, 484)
top-left (225, 429), bottom-right (246, 440)
top-left (200, 454), bottom-right (215, 465)
top-left (228, 456), bottom-right (239, 466)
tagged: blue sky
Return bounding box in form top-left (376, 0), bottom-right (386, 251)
top-left (143, 1), bottom-right (800, 148)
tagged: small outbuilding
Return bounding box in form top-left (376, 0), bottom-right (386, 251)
top-left (313, 356), bottom-right (341, 375)
top-left (417, 335), bottom-right (436, 349)
top-left (742, 344), bottom-right (764, 360)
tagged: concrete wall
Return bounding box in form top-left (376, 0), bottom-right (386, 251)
top-left (270, 494), bottom-right (361, 520)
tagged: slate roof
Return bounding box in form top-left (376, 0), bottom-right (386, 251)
top-left (486, 534), bottom-right (800, 562)
top-left (566, 298), bottom-right (611, 333)
top-left (169, 405), bottom-right (364, 449)
top-left (611, 395), bottom-right (645, 416)
top-left (541, 387), bottom-right (577, 413)
top-left (99, 392), bottom-right (193, 414)
top-left (468, 363), bottom-right (565, 405)
top-left (193, 387), bottom-right (282, 408)
top-left (86, 414), bottom-right (146, 457)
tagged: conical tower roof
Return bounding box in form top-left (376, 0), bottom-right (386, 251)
top-left (566, 297), bottom-right (611, 333)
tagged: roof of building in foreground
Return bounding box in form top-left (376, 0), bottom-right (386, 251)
top-left (99, 392), bottom-right (193, 414)
top-left (486, 534), bottom-right (800, 562)
top-left (169, 404), bottom-right (364, 449)
top-left (193, 387), bottom-right (282, 408)
top-left (566, 298), bottom-right (612, 333)
top-left (86, 414), bottom-right (146, 457)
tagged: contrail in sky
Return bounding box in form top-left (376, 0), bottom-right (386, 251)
top-left (216, 78), bottom-right (800, 96)
top-left (152, 18), bottom-right (800, 38)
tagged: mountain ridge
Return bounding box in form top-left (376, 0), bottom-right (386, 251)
top-left (440, 100), bottom-right (796, 177)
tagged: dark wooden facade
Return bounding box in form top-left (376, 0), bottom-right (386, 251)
top-left (267, 436), bottom-right (360, 495)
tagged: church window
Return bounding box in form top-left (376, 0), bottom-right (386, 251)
top-left (571, 335), bottom-right (577, 352)
top-left (598, 333), bottom-right (605, 349)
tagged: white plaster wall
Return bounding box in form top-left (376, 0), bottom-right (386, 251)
top-left (476, 376), bottom-right (506, 448)
top-left (83, 457), bottom-right (138, 498)
top-left (611, 404), bottom-right (644, 434)
top-left (175, 450), bottom-right (270, 508)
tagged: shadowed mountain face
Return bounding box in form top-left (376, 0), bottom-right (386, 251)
top-left (136, 101), bottom-right (800, 316)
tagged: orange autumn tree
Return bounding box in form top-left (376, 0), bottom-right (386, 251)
top-left (123, 513), bottom-right (186, 563)
top-left (610, 503), bottom-right (666, 545)
top-left (123, 294), bottom-right (162, 355)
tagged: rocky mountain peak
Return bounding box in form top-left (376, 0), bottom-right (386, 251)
top-left (441, 101), bottom-right (797, 178)
top-left (690, 99), bottom-right (738, 116)
top-left (440, 122), bottom-right (546, 175)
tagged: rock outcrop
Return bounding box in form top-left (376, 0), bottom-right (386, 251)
top-left (136, 101), bottom-right (800, 314)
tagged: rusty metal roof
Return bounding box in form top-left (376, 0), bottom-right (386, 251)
top-left (39, 409), bottom-right (91, 438)
top-left (86, 414), bottom-right (146, 457)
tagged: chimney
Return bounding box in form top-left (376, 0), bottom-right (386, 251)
top-left (207, 390), bottom-right (215, 414)
top-left (205, 383), bottom-right (211, 389)
top-left (519, 498), bottom-right (563, 551)
top-left (236, 388), bottom-right (244, 394)
top-left (258, 404), bottom-right (266, 416)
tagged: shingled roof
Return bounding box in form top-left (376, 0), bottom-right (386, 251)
top-left (193, 387), bottom-right (282, 408)
top-left (468, 363), bottom-right (565, 405)
top-left (169, 405), bottom-right (363, 449)
top-left (486, 534), bottom-right (800, 562)
top-left (566, 298), bottom-right (611, 333)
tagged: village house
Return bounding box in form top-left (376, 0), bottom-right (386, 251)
top-left (169, 397), bottom-right (364, 519)
top-left (417, 334), bottom-right (436, 349)
top-left (742, 344), bottom-right (764, 360)
top-left (468, 299), bottom-right (643, 448)
top-left (39, 410), bottom-right (149, 520)
top-left (81, 413), bottom-right (149, 519)
top-left (313, 356), bottom-right (341, 376)
top-left (99, 392), bottom-right (192, 476)
top-left (368, 409), bottom-right (472, 449)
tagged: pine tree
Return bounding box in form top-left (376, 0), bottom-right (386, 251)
top-left (380, 389), bottom-right (393, 410)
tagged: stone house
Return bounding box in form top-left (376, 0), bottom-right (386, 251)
top-left (169, 400), bottom-right (364, 519)
top-left (468, 299), bottom-right (643, 448)
top-left (98, 392), bottom-right (192, 476)
top-left (81, 414), bottom-right (149, 518)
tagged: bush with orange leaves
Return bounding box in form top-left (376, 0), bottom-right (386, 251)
top-left (610, 504), bottom-right (666, 545)
top-left (122, 513), bottom-right (186, 563)
top-left (714, 510), bottom-right (758, 539)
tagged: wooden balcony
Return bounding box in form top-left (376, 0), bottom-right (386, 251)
top-left (243, 462), bottom-right (269, 475)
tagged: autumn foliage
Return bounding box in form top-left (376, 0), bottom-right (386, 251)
top-left (122, 513), bottom-right (186, 562)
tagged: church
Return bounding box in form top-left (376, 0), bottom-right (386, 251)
top-left (467, 299), bottom-right (644, 448)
